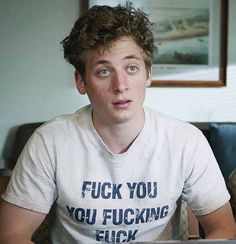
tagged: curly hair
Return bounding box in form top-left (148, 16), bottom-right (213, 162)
top-left (61, 2), bottom-right (157, 78)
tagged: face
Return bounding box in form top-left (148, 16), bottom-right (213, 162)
top-left (75, 36), bottom-right (152, 127)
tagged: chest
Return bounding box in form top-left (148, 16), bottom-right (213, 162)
top-left (55, 147), bottom-right (184, 220)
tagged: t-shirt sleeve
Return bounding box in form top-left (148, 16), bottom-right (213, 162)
top-left (2, 130), bottom-right (57, 214)
top-left (182, 131), bottom-right (230, 216)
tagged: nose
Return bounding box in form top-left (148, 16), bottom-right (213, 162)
top-left (112, 72), bottom-right (129, 93)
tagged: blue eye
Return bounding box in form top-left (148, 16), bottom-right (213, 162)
top-left (98, 68), bottom-right (110, 77)
top-left (128, 65), bottom-right (138, 73)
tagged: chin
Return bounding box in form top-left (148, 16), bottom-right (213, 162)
top-left (111, 111), bottom-right (135, 124)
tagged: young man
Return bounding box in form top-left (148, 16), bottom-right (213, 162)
top-left (0, 3), bottom-right (235, 243)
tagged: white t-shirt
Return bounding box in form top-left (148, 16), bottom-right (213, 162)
top-left (2, 105), bottom-right (230, 243)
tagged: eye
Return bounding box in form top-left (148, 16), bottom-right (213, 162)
top-left (97, 68), bottom-right (110, 77)
top-left (127, 65), bottom-right (138, 73)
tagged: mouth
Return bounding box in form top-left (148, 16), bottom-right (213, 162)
top-left (112, 99), bottom-right (132, 108)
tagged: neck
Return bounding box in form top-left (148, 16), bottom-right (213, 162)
top-left (92, 110), bottom-right (145, 154)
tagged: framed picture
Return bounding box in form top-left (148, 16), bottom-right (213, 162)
top-left (88, 0), bottom-right (228, 87)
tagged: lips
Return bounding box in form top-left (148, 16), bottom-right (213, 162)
top-left (112, 99), bottom-right (132, 108)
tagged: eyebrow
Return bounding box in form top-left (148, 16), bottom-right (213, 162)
top-left (124, 55), bottom-right (142, 61)
top-left (94, 55), bottom-right (142, 66)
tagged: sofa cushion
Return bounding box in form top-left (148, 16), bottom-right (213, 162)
top-left (10, 122), bottom-right (44, 169)
top-left (209, 123), bottom-right (236, 182)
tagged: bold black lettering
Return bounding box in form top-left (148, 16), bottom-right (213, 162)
top-left (150, 207), bottom-right (160, 221)
top-left (81, 181), bottom-right (91, 198)
top-left (127, 182), bottom-right (137, 198)
top-left (160, 205), bottom-right (169, 218)
top-left (136, 182), bottom-right (146, 198)
top-left (127, 229), bottom-right (138, 242)
top-left (135, 208), bottom-right (145, 224)
top-left (124, 208), bottom-right (135, 225)
top-left (102, 209), bottom-right (112, 225)
top-left (101, 182), bottom-right (111, 199)
top-left (112, 184), bottom-right (122, 199)
top-left (112, 209), bottom-right (123, 225)
top-left (116, 230), bottom-right (127, 242)
top-left (66, 205), bottom-right (74, 217)
top-left (85, 209), bottom-right (97, 225)
top-left (96, 230), bottom-right (104, 241)
top-left (91, 181), bottom-right (101, 199)
top-left (74, 208), bottom-right (85, 222)
top-left (147, 182), bottom-right (157, 198)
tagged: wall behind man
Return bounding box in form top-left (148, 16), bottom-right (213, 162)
top-left (0, 0), bottom-right (236, 168)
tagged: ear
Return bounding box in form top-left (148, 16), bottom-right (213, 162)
top-left (75, 71), bottom-right (86, 95)
top-left (145, 67), bottom-right (152, 87)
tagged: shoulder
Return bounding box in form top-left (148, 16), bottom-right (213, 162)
top-left (144, 106), bottom-right (203, 140)
top-left (24, 105), bottom-right (92, 148)
top-left (35, 105), bottom-right (92, 136)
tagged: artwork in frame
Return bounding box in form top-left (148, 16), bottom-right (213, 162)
top-left (88, 0), bottom-right (228, 87)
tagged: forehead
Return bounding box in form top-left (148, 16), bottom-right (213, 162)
top-left (85, 36), bottom-right (146, 65)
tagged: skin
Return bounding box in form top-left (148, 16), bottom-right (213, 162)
top-left (198, 202), bottom-right (236, 239)
top-left (0, 200), bottom-right (45, 243)
top-left (75, 36), bottom-right (151, 153)
top-left (0, 36), bottom-right (235, 243)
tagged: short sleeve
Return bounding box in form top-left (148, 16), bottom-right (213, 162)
top-left (182, 132), bottom-right (230, 216)
top-left (2, 131), bottom-right (58, 214)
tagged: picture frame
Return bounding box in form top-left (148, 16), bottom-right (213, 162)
top-left (88, 0), bottom-right (228, 87)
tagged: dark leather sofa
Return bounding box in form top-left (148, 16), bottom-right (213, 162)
top-left (193, 122), bottom-right (236, 183)
top-left (2, 122), bottom-right (236, 183)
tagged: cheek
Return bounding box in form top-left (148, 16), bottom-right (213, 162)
top-left (134, 82), bottom-right (147, 100)
top-left (87, 85), bottom-right (108, 102)
top-left (132, 79), bottom-right (147, 92)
